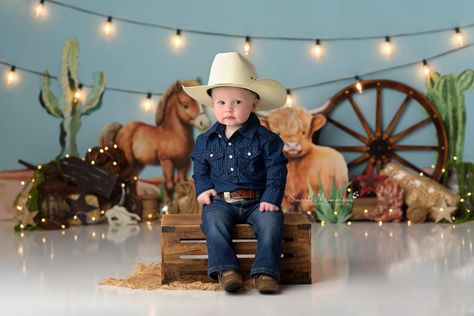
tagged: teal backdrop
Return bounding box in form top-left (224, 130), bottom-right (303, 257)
top-left (1, 0), bottom-right (473, 178)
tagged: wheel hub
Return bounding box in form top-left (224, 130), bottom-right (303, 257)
top-left (368, 138), bottom-right (390, 159)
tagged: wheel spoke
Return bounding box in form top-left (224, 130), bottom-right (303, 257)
top-left (391, 145), bottom-right (439, 151)
top-left (332, 146), bottom-right (367, 152)
top-left (389, 117), bottom-right (431, 143)
top-left (376, 159), bottom-right (382, 174)
top-left (326, 117), bottom-right (369, 144)
top-left (384, 95), bottom-right (411, 138)
top-left (347, 96), bottom-right (374, 138)
top-left (376, 87), bottom-right (382, 136)
top-left (347, 153), bottom-right (370, 168)
top-left (388, 152), bottom-right (425, 175)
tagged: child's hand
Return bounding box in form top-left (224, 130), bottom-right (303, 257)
top-left (259, 202), bottom-right (280, 212)
top-left (197, 189), bottom-right (217, 205)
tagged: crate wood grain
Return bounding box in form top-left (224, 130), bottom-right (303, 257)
top-left (161, 213), bottom-right (312, 284)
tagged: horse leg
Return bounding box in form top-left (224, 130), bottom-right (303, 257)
top-left (176, 162), bottom-right (190, 183)
top-left (160, 159), bottom-right (175, 206)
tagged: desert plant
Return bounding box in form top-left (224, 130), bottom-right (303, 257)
top-left (425, 70), bottom-right (474, 162)
top-left (309, 177), bottom-right (353, 223)
top-left (40, 38), bottom-right (107, 158)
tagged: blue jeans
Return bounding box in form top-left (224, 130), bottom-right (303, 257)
top-left (200, 197), bottom-right (284, 281)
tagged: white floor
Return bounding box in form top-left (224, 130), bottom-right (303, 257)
top-left (1, 219), bottom-right (474, 316)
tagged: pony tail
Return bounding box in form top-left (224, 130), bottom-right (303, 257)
top-left (99, 122), bottom-right (122, 146)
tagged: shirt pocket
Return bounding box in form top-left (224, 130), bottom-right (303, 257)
top-left (238, 146), bottom-right (264, 178)
top-left (205, 147), bottom-right (224, 173)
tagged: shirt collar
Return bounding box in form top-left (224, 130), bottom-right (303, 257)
top-left (209, 112), bottom-right (260, 139)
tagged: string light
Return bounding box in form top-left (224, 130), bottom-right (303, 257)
top-left (142, 93), bottom-right (153, 112)
top-left (243, 36), bottom-right (251, 56)
top-left (35, 0), bottom-right (45, 17)
top-left (73, 83), bottom-right (83, 104)
top-left (5, 66), bottom-right (17, 86)
top-left (454, 27), bottom-right (464, 46)
top-left (285, 89), bottom-right (293, 107)
top-left (173, 29), bottom-right (183, 50)
top-left (354, 76), bottom-right (363, 94)
top-left (422, 59), bottom-right (431, 77)
top-left (382, 36), bottom-right (393, 56)
top-left (103, 16), bottom-right (113, 37)
top-left (312, 39), bottom-right (322, 59)
top-left (2, 40), bottom-right (473, 96)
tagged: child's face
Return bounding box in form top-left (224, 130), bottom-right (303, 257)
top-left (211, 86), bottom-right (258, 129)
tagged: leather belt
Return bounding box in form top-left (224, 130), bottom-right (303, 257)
top-left (218, 189), bottom-right (261, 202)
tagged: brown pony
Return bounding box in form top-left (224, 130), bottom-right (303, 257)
top-left (100, 80), bottom-right (210, 204)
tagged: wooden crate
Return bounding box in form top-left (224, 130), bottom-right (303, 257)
top-left (161, 212), bottom-right (312, 284)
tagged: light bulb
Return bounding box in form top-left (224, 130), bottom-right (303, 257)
top-left (285, 89), bottom-right (293, 107)
top-left (103, 16), bottom-right (113, 36)
top-left (422, 60), bottom-right (430, 77)
top-left (5, 66), bottom-right (17, 86)
top-left (454, 27), bottom-right (464, 46)
top-left (354, 76), bottom-right (363, 94)
top-left (244, 36), bottom-right (251, 56)
top-left (35, 0), bottom-right (45, 17)
top-left (382, 36), bottom-right (393, 56)
top-left (173, 29), bottom-right (183, 49)
top-left (73, 83), bottom-right (83, 104)
top-left (313, 39), bottom-right (322, 59)
top-left (143, 93), bottom-right (153, 112)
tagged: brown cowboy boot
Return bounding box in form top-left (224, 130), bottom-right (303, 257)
top-left (254, 274), bottom-right (279, 294)
top-left (218, 270), bottom-right (242, 292)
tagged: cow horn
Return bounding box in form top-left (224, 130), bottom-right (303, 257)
top-left (309, 100), bottom-right (331, 115)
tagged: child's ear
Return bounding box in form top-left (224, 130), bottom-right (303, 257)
top-left (252, 98), bottom-right (259, 111)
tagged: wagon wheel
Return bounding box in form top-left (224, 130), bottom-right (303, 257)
top-left (318, 79), bottom-right (448, 181)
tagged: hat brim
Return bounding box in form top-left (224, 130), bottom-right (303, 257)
top-left (183, 79), bottom-right (286, 111)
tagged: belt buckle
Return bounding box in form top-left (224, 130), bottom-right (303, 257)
top-left (223, 191), bottom-right (242, 203)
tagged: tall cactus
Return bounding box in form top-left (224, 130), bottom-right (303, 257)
top-left (39, 39), bottom-right (107, 158)
top-left (425, 70), bottom-right (474, 161)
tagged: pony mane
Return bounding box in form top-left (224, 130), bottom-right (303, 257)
top-left (155, 79), bottom-right (201, 126)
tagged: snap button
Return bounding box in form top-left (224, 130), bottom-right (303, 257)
top-left (247, 152), bottom-right (251, 156)
top-left (230, 167), bottom-right (234, 172)
top-left (229, 155), bottom-right (233, 159)
top-left (228, 142), bottom-right (232, 146)
top-left (209, 153), bottom-right (214, 157)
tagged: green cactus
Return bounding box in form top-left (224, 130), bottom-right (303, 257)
top-left (39, 39), bottom-right (107, 158)
top-left (309, 176), bottom-right (353, 223)
top-left (425, 70), bottom-right (474, 162)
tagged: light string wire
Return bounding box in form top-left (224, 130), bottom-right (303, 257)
top-left (45, 0), bottom-right (474, 42)
top-left (2, 42), bottom-right (473, 95)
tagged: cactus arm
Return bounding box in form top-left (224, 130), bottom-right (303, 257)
top-left (83, 72), bottom-right (107, 115)
top-left (457, 69), bottom-right (474, 92)
top-left (39, 71), bottom-right (62, 118)
top-left (60, 39), bottom-right (79, 115)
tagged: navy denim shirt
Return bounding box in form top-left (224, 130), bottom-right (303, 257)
top-left (191, 112), bottom-right (288, 206)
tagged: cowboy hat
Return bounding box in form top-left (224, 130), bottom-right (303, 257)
top-left (183, 52), bottom-right (286, 111)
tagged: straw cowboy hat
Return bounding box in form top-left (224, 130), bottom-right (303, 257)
top-left (183, 52), bottom-right (286, 111)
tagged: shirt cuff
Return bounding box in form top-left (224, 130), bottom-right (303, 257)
top-left (261, 188), bottom-right (284, 207)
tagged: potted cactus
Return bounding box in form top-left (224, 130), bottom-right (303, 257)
top-left (40, 38), bottom-right (107, 158)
